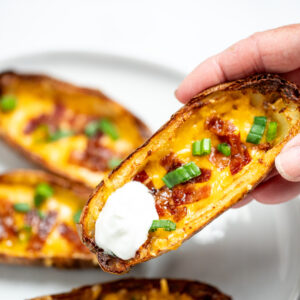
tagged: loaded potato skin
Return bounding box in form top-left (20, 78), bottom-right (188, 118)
top-left (0, 71), bottom-right (151, 187)
top-left (31, 278), bottom-right (231, 300)
top-left (0, 170), bottom-right (97, 268)
top-left (80, 74), bottom-right (300, 274)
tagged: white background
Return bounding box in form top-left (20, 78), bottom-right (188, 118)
top-left (0, 1), bottom-right (300, 299)
top-left (0, 0), bottom-right (299, 73)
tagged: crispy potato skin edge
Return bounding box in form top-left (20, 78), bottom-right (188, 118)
top-left (0, 71), bottom-right (152, 188)
top-left (0, 169), bottom-right (98, 268)
top-left (31, 278), bottom-right (231, 300)
top-left (80, 73), bottom-right (300, 274)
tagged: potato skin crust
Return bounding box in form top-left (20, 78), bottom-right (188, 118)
top-left (0, 169), bottom-right (98, 268)
top-left (31, 278), bottom-right (231, 300)
top-left (0, 71), bottom-right (151, 188)
top-left (80, 73), bottom-right (300, 274)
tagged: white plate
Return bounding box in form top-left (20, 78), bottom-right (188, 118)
top-left (0, 52), bottom-right (299, 300)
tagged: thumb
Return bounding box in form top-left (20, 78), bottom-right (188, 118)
top-left (275, 134), bottom-right (300, 181)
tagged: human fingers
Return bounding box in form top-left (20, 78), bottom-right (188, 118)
top-left (176, 24), bottom-right (300, 103)
top-left (249, 175), bottom-right (300, 204)
top-left (275, 134), bottom-right (300, 181)
top-left (233, 169), bottom-right (278, 208)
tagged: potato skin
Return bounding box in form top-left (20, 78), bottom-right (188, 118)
top-left (0, 169), bottom-right (98, 268)
top-left (80, 73), bottom-right (300, 274)
top-left (0, 71), bottom-right (151, 188)
top-left (31, 278), bottom-right (231, 299)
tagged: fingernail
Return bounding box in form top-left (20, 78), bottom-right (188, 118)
top-left (275, 146), bottom-right (300, 182)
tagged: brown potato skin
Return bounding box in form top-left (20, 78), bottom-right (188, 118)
top-left (0, 169), bottom-right (98, 268)
top-left (0, 169), bottom-right (92, 199)
top-left (31, 278), bottom-right (231, 300)
top-left (0, 71), bottom-right (151, 140)
top-left (0, 71), bottom-right (151, 188)
top-left (80, 73), bottom-right (300, 274)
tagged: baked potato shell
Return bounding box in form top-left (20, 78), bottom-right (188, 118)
top-left (80, 74), bottom-right (300, 274)
top-left (0, 169), bottom-right (97, 268)
top-left (31, 278), bottom-right (231, 299)
top-left (0, 71), bottom-right (151, 187)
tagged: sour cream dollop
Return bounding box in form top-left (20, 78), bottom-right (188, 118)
top-left (95, 181), bottom-right (158, 260)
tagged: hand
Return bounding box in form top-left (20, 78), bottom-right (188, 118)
top-left (175, 24), bottom-right (300, 206)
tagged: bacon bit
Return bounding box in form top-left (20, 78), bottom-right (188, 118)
top-left (154, 188), bottom-right (187, 222)
top-left (24, 104), bottom-right (66, 134)
top-left (24, 103), bottom-right (95, 135)
top-left (25, 103), bottom-right (120, 172)
top-left (133, 170), bottom-right (149, 183)
top-left (153, 187), bottom-right (171, 217)
top-left (134, 158), bottom-right (211, 221)
top-left (205, 116), bottom-right (235, 137)
top-left (70, 134), bottom-right (117, 172)
top-left (25, 210), bottom-right (41, 228)
top-left (134, 163), bottom-right (212, 221)
top-left (58, 223), bottom-right (90, 253)
top-left (24, 114), bottom-right (48, 134)
top-left (160, 153), bottom-right (183, 172)
top-left (209, 148), bottom-right (230, 170)
top-left (182, 168), bottom-right (212, 184)
top-left (133, 170), bottom-right (154, 190)
top-left (206, 116), bottom-right (251, 175)
top-left (154, 174), bottom-right (211, 221)
top-left (27, 211), bottom-right (57, 252)
top-left (172, 184), bottom-right (211, 206)
top-left (257, 143), bottom-right (272, 151)
top-left (230, 143), bottom-right (251, 175)
top-left (0, 199), bottom-right (17, 240)
top-left (170, 207), bottom-right (187, 222)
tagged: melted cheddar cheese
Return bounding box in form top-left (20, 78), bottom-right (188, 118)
top-left (85, 86), bottom-right (300, 275)
top-left (101, 280), bottom-right (192, 300)
top-left (0, 74), bottom-right (149, 187)
top-left (0, 171), bottom-right (94, 264)
top-left (143, 92), bottom-right (286, 252)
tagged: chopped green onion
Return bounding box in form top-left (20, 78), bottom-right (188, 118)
top-left (149, 220), bottom-right (176, 232)
top-left (217, 143), bottom-right (231, 156)
top-left (108, 158), bottom-right (122, 169)
top-left (192, 141), bottom-right (201, 155)
top-left (36, 183), bottom-right (53, 198)
top-left (34, 195), bottom-right (44, 207)
top-left (98, 119), bottom-right (119, 140)
top-left (162, 162), bottom-right (201, 189)
top-left (34, 183), bottom-right (53, 207)
top-left (13, 203), bottom-right (30, 213)
top-left (73, 210), bottom-right (82, 223)
top-left (0, 95), bottom-right (17, 112)
top-left (254, 116), bottom-right (267, 126)
top-left (202, 138), bottom-right (211, 154)
top-left (246, 133), bottom-right (261, 144)
top-left (246, 116), bottom-right (267, 144)
top-left (84, 121), bottom-right (99, 137)
top-left (250, 124), bottom-right (265, 136)
top-left (84, 119), bottom-right (119, 140)
top-left (266, 122), bottom-right (278, 142)
top-left (49, 129), bottom-right (74, 142)
top-left (192, 138), bottom-right (211, 156)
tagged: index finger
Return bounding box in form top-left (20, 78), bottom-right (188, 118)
top-left (176, 24), bottom-right (300, 103)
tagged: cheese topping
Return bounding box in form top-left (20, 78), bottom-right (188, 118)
top-left (95, 181), bottom-right (158, 260)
